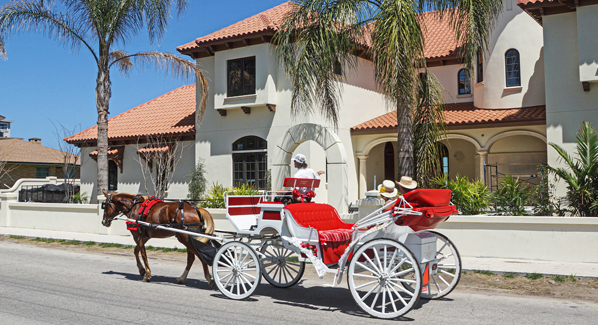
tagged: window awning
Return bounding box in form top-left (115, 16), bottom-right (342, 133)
top-left (89, 146), bottom-right (124, 173)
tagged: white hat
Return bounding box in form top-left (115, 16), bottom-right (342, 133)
top-left (397, 176), bottom-right (418, 190)
top-left (293, 154), bottom-right (306, 164)
top-left (377, 180), bottom-right (398, 198)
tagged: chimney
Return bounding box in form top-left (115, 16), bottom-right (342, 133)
top-left (28, 137), bottom-right (41, 144)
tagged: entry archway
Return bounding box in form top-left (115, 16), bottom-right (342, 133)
top-left (272, 123), bottom-right (349, 213)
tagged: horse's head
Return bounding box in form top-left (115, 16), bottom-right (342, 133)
top-left (101, 192), bottom-right (139, 227)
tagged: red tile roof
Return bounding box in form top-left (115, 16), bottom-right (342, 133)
top-left (65, 85), bottom-right (196, 145)
top-left (351, 103), bottom-right (546, 132)
top-left (178, 2), bottom-right (460, 60)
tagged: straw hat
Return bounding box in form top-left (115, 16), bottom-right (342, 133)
top-left (397, 176), bottom-right (418, 190)
top-left (377, 180), bottom-right (398, 198)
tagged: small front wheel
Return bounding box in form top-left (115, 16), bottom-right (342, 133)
top-left (212, 241), bottom-right (261, 300)
top-left (260, 239), bottom-right (305, 288)
top-left (348, 239), bottom-right (421, 319)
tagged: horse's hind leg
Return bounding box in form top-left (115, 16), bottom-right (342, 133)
top-left (201, 259), bottom-right (215, 289)
top-left (138, 239), bottom-right (152, 282)
top-left (133, 233), bottom-right (148, 277)
top-left (177, 233), bottom-right (215, 289)
top-left (175, 250), bottom-right (195, 284)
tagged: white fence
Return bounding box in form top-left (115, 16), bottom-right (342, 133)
top-left (1, 190), bottom-right (597, 263)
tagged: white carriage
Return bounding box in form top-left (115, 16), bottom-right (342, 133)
top-left (118, 178), bottom-right (461, 318)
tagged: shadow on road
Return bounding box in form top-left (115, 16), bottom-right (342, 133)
top-left (102, 270), bottom-right (213, 291)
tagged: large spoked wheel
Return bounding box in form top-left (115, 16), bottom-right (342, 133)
top-left (259, 239), bottom-right (305, 288)
top-left (348, 239), bottom-right (421, 319)
top-left (400, 231), bottom-right (462, 299)
top-left (423, 231), bottom-right (462, 299)
top-left (212, 241), bottom-right (261, 300)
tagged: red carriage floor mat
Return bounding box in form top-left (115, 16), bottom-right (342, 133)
top-left (402, 189), bottom-right (452, 207)
top-left (284, 203), bottom-right (354, 265)
top-left (395, 205), bottom-right (458, 232)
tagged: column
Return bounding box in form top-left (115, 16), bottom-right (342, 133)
top-left (357, 155), bottom-right (368, 199)
top-left (478, 150), bottom-right (488, 183)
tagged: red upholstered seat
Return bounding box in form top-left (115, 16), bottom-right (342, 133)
top-left (284, 203), bottom-right (353, 265)
top-left (403, 189), bottom-right (452, 207)
top-left (394, 189), bottom-right (458, 231)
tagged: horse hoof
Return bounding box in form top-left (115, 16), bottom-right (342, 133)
top-left (139, 269), bottom-right (146, 277)
top-left (142, 276), bottom-right (151, 282)
top-left (175, 278), bottom-right (185, 284)
top-left (208, 280), bottom-right (216, 289)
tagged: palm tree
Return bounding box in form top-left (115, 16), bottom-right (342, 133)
top-left (275, 0), bottom-right (503, 182)
top-left (0, 0), bottom-right (208, 194)
top-left (547, 121), bottom-right (598, 216)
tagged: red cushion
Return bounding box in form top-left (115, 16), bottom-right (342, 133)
top-left (318, 229), bottom-right (353, 265)
top-left (403, 189), bottom-right (452, 207)
top-left (395, 205), bottom-right (458, 232)
top-left (284, 203), bottom-right (353, 231)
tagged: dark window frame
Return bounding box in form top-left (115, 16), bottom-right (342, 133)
top-left (227, 56), bottom-right (256, 97)
top-left (108, 160), bottom-right (118, 191)
top-left (458, 68), bottom-right (471, 95)
top-left (232, 136), bottom-right (267, 189)
top-left (36, 166), bottom-right (50, 178)
top-left (477, 49), bottom-right (484, 83)
top-left (505, 49), bottom-right (521, 87)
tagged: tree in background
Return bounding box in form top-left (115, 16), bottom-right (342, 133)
top-left (187, 158), bottom-right (207, 202)
top-left (52, 122), bottom-right (83, 203)
top-left (275, 0), bottom-right (503, 182)
top-left (547, 121), bottom-right (598, 216)
top-left (0, 0), bottom-right (208, 195)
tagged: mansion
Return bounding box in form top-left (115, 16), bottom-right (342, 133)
top-left (67, 0), bottom-right (598, 214)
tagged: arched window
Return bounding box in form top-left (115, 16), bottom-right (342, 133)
top-left (439, 143), bottom-right (449, 175)
top-left (458, 69), bottom-right (471, 95)
top-left (505, 49), bottom-right (521, 87)
top-left (232, 136), bottom-right (267, 189)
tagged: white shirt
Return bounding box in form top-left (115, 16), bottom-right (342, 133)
top-left (294, 168), bottom-right (320, 194)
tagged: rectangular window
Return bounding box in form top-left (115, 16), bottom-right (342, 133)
top-left (0, 123), bottom-right (8, 130)
top-left (227, 56), bottom-right (256, 97)
top-left (108, 160), bottom-right (118, 191)
top-left (477, 50), bottom-right (484, 83)
top-left (36, 166), bottom-right (50, 178)
top-left (232, 152), bottom-right (267, 189)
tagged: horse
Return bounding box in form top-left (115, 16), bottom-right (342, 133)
top-left (101, 192), bottom-right (216, 288)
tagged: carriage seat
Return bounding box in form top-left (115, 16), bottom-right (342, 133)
top-left (395, 189), bottom-right (458, 232)
top-left (284, 203), bottom-right (354, 265)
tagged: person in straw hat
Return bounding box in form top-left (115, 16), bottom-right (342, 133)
top-left (396, 176), bottom-right (418, 195)
top-left (377, 180), bottom-right (398, 202)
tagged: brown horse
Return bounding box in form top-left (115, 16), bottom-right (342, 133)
top-left (101, 192), bottom-right (215, 287)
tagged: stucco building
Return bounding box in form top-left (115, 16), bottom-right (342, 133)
top-left (69, 1), bottom-right (558, 213)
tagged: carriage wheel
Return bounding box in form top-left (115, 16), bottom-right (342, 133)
top-left (348, 239), bottom-right (421, 319)
top-left (212, 241), bottom-right (261, 300)
top-left (400, 231), bottom-right (462, 299)
top-left (259, 239), bottom-right (305, 288)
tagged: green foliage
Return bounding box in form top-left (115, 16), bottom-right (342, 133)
top-left (73, 192), bottom-right (89, 204)
top-left (525, 273), bottom-right (543, 280)
top-left (231, 183), bottom-right (260, 195)
top-left (503, 273), bottom-right (516, 279)
top-left (474, 270), bottom-right (495, 276)
top-left (9, 235), bottom-right (25, 239)
top-left (492, 175), bottom-right (533, 216)
top-left (546, 121), bottom-right (598, 216)
top-left (569, 274), bottom-right (577, 282)
top-left (187, 159), bottom-right (207, 201)
top-left (432, 174), bottom-right (491, 215)
top-left (552, 275), bottom-right (566, 283)
top-left (202, 182), bottom-right (229, 209)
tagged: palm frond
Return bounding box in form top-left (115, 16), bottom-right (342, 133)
top-left (139, 0), bottom-right (188, 44)
top-left (108, 51), bottom-right (208, 125)
top-left (548, 142), bottom-right (578, 172)
top-left (0, 0), bottom-right (98, 63)
top-left (0, 37), bottom-right (5, 60)
top-left (576, 121), bottom-right (598, 169)
top-left (108, 50), bottom-right (133, 75)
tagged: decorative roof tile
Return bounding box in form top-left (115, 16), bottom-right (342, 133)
top-left (178, 2), bottom-right (460, 60)
top-left (65, 85), bottom-right (196, 145)
top-left (351, 103), bottom-right (546, 132)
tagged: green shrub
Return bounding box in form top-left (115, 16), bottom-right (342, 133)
top-left (552, 275), bottom-right (566, 283)
top-left (231, 183), bottom-right (260, 195)
top-left (73, 192), bottom-right (89, 204)
top-left (202, 182), bottom-right (229, 209)
top-left (526, 273), bottom-right (543, 280)
top-left (569, 274), bottom-right (577, 282)
top-left (187, 159), bottom-right (207, 201)
top-left (474, 270), bottom-right (495, 276)
top-left (503, 273), bottom-right (516, 278)
top-left (432, 174), bottom-right (491, 215)
top-left (492, 175), bottom-right (533, 216)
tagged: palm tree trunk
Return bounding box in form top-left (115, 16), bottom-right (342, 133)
top-left (397, 105), bottom-right (414, 179)
top-left (96, 68), bottom-right (111, 194)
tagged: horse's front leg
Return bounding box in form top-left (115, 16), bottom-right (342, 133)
top-left (176, 250), bottom-right (195, 284)
top-left (138, 238), bottom-right (152, 282)
top-left (133, 233), bottom-right (146, 277)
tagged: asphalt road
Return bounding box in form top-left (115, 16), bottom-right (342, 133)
top-left (1, 241), bottom-right (597, 325)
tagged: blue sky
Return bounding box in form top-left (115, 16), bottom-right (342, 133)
top-left (0, 0), bottom-right (287, 149)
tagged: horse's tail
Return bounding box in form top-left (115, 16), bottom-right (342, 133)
top-left (195, 207), bottom-right (215, 244)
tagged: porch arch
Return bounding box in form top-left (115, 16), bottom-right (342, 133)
top-left (272, 123), bottom-right (349, 213)
top-left (484, 130), bottom-right (547, 151)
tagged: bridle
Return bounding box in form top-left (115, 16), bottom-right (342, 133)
top-left (102, 194), bottom-right (144, 226)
